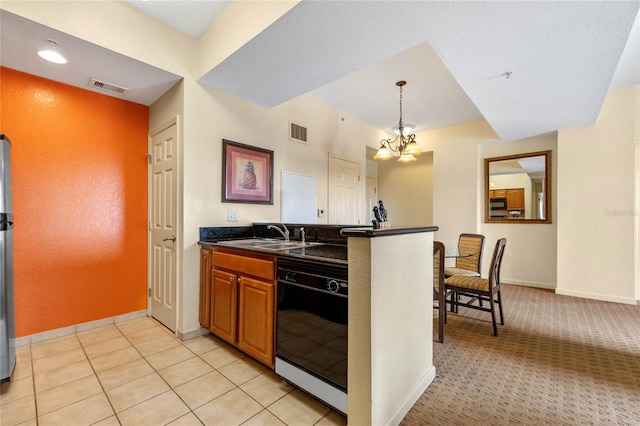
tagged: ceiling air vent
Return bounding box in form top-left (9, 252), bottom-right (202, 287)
top-left (290, 122), bottom-right (308, 143)
top-left (88, 78), bottom-right (129, 95)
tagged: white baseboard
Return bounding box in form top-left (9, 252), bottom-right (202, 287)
top-left (555, 288), bottom-right (638, 305)
top-left (16, 310), bottom-right (147, 347)
top-left (502, 279), bottom-right (556, 290)
top-left (504, 281), bottom-right (639, 305)
top-left (177, 327), bottom-right (209, 341)
top-left (382, 365), bottom-right (437, 426)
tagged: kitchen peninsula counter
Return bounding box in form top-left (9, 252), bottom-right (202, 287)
top-left (344, 225), bottom-right (438, 426)
top-left (199, 224), bottom-right (438, 424)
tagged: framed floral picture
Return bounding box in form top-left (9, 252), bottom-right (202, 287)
top-left (222, 139), bottom-right (274, 204)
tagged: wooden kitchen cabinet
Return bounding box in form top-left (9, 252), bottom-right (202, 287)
top-left (507, 188), bottom-right (525, 210)
top-left (237, 276), bottom-right (274, 365)
top-left (201, 249), bottom-right (276, 368)
top-left (210, 268), bottom-right (237, 345)
top-left (492, 189), bottom-right (507, 198)
top-left (199, 248), bottom-right (212, 328)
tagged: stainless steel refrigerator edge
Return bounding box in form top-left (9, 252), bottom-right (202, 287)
top-left (1, 134), bottom-right (16, 382)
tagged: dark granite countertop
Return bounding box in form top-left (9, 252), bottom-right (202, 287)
top-left (198, 224), bottom-right (437, 265)
top-left (340, 225), bottom-right (439, 238)
top-left (199, 239), bottom-right (348, 265)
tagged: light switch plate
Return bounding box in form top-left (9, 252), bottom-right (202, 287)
top-left (227, 210), bottom-right (239, 222)
top-left (317, 209), bottom-right (325, 217)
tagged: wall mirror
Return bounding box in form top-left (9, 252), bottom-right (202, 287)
top-left (484, 150), bottom-right (552, 224)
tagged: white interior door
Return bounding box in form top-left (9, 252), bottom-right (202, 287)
top-left (365, 176), bottom-right (377, 226)
top-left (328, 154), bottom-right (361, 224)
top-left (150, 123), bottom-right (178, 332)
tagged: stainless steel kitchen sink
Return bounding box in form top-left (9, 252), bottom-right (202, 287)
top-left (224, 238), bottom-right (282, 247)
top-left (222, 239), bottom-right (323, 250)
top-left (262, 242), bottom-right (321, 250)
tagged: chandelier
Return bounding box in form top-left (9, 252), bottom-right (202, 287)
top-left (373, 80), bottom-right (422, 162)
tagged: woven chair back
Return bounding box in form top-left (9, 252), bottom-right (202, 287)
top-left (433, 241), bottom-right (444, 292)
top-left (455, 233), bottom-right (485, 274)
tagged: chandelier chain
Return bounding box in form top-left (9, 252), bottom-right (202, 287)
top-left (399, 84), bottom-right (403, 129)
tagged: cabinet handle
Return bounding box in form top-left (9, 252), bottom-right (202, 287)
top-left (229, 276), bottom-right (235, 283)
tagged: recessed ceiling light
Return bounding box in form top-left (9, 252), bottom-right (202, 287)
top-left (37, 39), bottom-right (67, 64)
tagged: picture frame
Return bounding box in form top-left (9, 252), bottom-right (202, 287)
top-left (222, 139), bottom-right (274, 204)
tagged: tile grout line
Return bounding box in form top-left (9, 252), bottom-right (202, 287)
top-left (78, 327), bottom-right (122, 425)
top-left (28, 345), bottom-right (39, 425)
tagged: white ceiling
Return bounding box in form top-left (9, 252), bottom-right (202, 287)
top-left (1, 1), bottom-right (638, 143)
top-left (0, 10), bottom-right (182, 106)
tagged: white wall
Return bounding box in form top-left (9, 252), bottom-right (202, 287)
top-left (414, 120), bottom-right (498, 249)
top-left (377, 152), bottom-right (433, 226)
top-left (481, 134), bottom-right (558, 289)
top-left (176, 81), bottom-right (388, 334)
top-left (557, 86), bottom-right (637, 304)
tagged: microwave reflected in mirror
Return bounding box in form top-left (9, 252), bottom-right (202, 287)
top-left (485, 150), bottom-right (551, 224)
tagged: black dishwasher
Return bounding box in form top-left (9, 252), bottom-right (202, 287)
top-left (275, 258), bottom-right (348, 414)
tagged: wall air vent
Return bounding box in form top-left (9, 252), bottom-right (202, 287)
top-left (290, 122), bottom-right (308, 143)
top-left (88, 78), bottom-right (130, 95)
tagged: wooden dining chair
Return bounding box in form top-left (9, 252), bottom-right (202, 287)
top-left (433, 241), bottom-right (445, 343)
top-left (444, 238), bottom-right (507, 336)
top-left (444, 233), bottom-right (485, 278)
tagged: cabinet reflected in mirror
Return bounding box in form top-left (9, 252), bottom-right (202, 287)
top-left (484, 150), bottom-right (552, 223)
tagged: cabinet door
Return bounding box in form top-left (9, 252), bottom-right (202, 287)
top-left (493, 189), bottom-right (507, 198)
top-left (199, 249), bottom-right (212, 328)
top-left (237, 276), bottom-right (274, 367)
top-left (210, 269), bottom-right (238, 345)
top-left (507, 188), bottom-right (525, 210)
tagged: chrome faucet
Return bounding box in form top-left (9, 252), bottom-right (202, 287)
top-left (267, 223), bottom-right (290, 241)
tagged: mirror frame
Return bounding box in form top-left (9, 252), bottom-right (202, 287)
top-left (484, 150), bottom-right (552, 224)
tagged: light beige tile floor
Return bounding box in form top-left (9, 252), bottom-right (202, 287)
top-left (0, 317), bottom-right (347, 426)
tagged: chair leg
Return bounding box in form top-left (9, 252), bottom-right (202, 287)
top-left (497, 288), bottom-right (505, 325)
top-left (489, 291), bottom-right (498, 336)
top-left (438, 291), bottom-right (445, 343)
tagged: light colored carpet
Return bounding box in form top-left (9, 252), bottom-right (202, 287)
top-left (401, 284), bottom-right (640, 425)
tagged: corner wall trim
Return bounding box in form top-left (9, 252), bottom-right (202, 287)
top-left (382, 365), bottom-right (437, 426)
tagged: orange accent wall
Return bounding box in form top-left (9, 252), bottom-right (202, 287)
top-left (1, 67), bottom-right (149, 337)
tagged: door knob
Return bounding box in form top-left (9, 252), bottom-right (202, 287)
top-left (163, 235), bottom-right (176, 242)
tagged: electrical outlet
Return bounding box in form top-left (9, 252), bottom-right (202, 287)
top-left (227, 210), bottom-right (239, 222)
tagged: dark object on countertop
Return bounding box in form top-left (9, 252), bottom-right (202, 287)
top-left (378, 200), bottom-right (387, 221)
top-left (373, 206), bottom-right (382, 222)
top-left (372, 220), bottom-right (380, 229)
